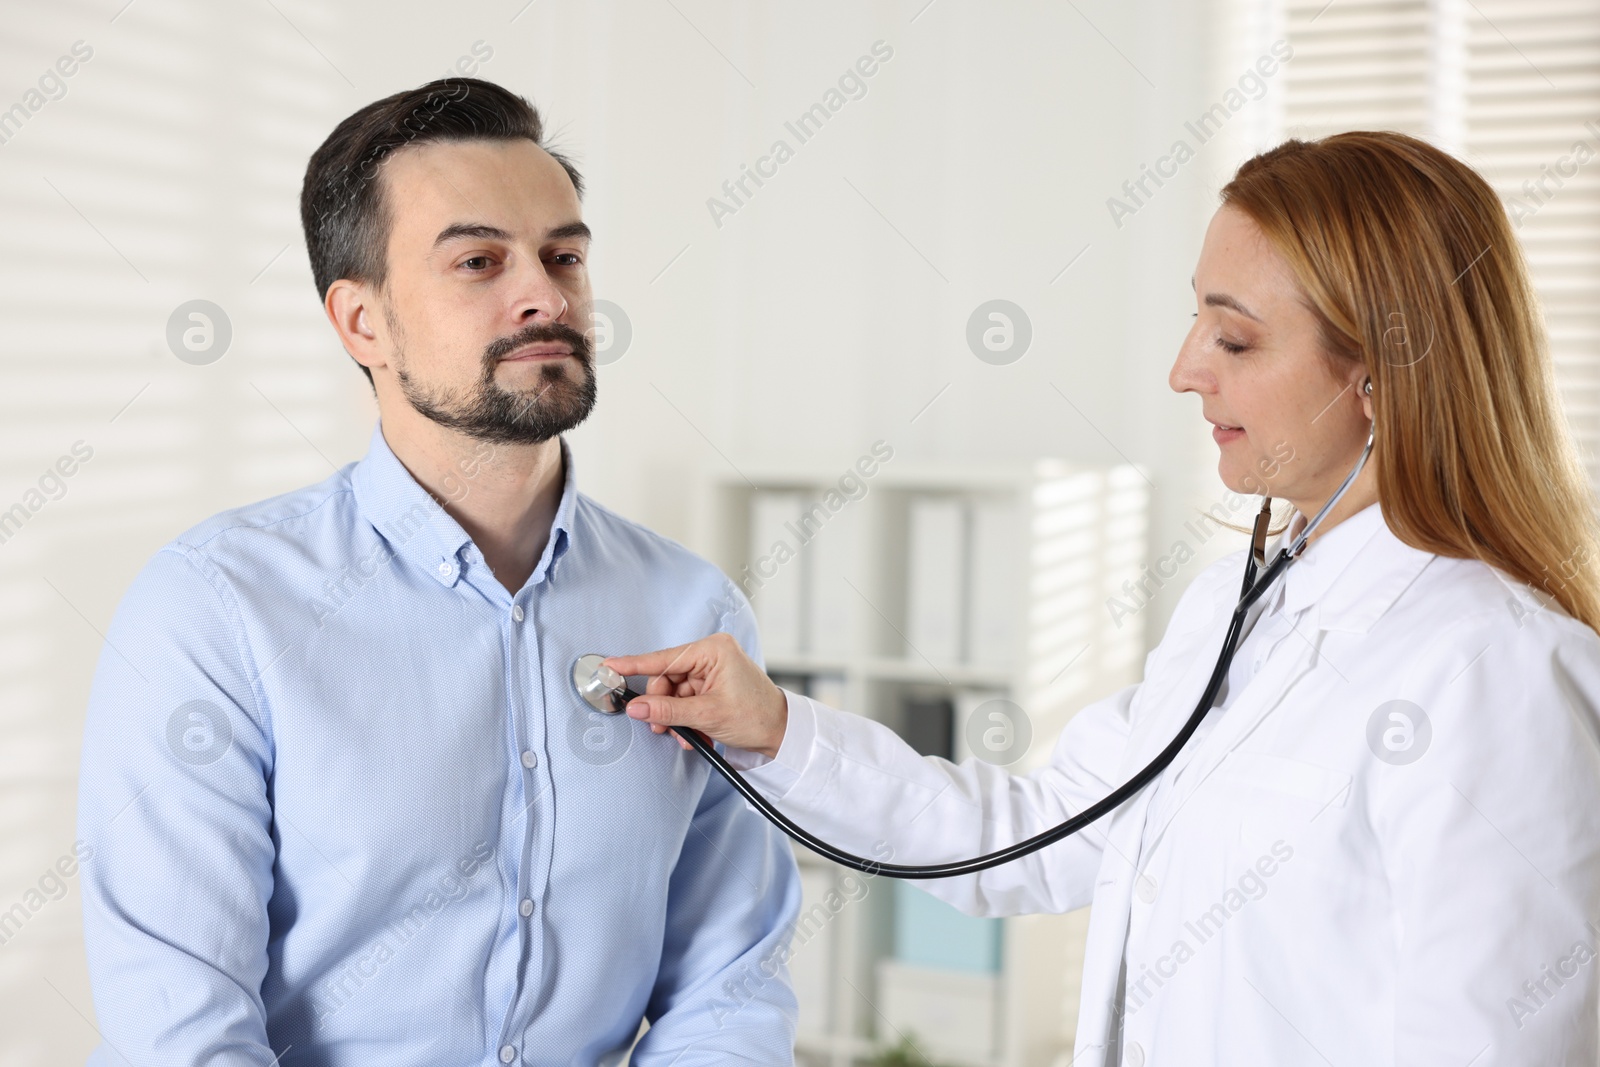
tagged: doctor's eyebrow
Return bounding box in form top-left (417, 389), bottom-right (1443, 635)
top-left (1203, 293), bottom-right (1262, 322)
top-left (1188, 275), bottom-right (1263, 323)
top-left (431, 220), bottom-right (592, 249)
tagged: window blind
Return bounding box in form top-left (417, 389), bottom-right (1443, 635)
top-left (1274, 0), bottom-right (1600, 487)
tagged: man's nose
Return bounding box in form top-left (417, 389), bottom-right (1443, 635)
top-left (512, 261), bottom-right (569, 323)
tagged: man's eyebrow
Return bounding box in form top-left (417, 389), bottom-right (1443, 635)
top-left (1203, 292), bottom-right (1262, 322)
top-left (546, 221), bottom-right (592, 242)
top-left (432, 223), bottom-right (511, 249)
top-left (431, 220), bottom-right (593, 249)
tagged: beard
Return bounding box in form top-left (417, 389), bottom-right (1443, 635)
top-left (392, 313), bottom-right (599, 445)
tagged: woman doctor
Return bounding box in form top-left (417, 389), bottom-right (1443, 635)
top-left (605, 131), bottom-right (1600, 1066)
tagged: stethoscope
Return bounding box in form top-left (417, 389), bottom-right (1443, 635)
top-left (573, 414), bottom-right (1377, 880)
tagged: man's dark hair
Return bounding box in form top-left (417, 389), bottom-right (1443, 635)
top-left (299, 77), bottom-right (584, 386)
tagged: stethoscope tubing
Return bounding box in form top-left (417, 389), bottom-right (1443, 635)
top-left (607, 423), bottom-right (1374, 879)
top-left (613, 547), bottom-right (1292, 879)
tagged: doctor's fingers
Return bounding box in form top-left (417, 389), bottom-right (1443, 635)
top-left (642, 721), bottom-right (693, 753)
top-left (602, 637), bottom-right (719, 681)
top-left (625, 672), bottom-right (784, 755)
top-left (644, 674), bottom-right (705, 702)
top-left (625, 691), bottom-right (716, 732)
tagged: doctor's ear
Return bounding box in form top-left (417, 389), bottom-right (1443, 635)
top-left (1361, 376), bottom-right (1374, 421)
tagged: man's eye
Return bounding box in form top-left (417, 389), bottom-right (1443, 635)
top-left (461, 256), bottom-right (492, 270)
top-left (551, 253), bottom-right (582, 266)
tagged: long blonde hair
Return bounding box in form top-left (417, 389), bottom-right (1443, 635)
top-left (1219, 130), bottom-right (1600, 632)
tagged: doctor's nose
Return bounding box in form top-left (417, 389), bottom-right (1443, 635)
top-left (1168, 330), bottom-right (1214, 396)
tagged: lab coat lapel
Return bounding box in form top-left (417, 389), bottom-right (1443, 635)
top-left (1127, 511), bottom-right (1437, 852)
top-left (1139, 627), bottom-right (1322, 854)
top-left (1118, 575), bottom-right (1240, 777)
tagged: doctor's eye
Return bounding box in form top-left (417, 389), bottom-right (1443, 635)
top-left (1215, 335), bottom-right (1248, 355)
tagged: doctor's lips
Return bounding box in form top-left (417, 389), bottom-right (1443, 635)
top-left (1206, 416), bottom-right (1245, 445)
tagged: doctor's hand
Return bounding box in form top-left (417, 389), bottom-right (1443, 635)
top-left (602, 633), bottom-right (789, 759)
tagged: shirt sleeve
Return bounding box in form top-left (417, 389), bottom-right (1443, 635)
top-left (76, 545), bottom-right (280, 1064)
top-left (1378, 606), bottom-right (1600, 1065)
top-left (629, 579), bottom-right (802, 1064)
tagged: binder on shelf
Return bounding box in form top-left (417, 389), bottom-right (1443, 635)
top-left (951, 687), bottom-right (1009, 766)
top-left (905, 496), bottom-right (967, 663)
top-left (804, 499), bottom-right (859, 660)
top-left (967, 497), bottom-right (1021, 666)
top-left (899, 690), bottom-right (954, 761)
top-left (748, 491), bottom-right (808, 658)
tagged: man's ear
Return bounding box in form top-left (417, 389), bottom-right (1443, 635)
top-left (325, 278), bottom-right (389, 374)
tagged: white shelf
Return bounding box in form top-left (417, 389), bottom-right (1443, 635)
top-left (766, 655), bottom-right (1012, 689)
top-left (691, 457), bottom-right (1149, 1067)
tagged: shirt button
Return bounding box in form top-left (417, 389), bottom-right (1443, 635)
top-left (520, 750), bottom-right (538, 769)
top-left (520, 898), bottom-right (534, 917)
top-left (499, 1045), bottom-right (517, 1064)
top-left (437, 561), bottom-right (452, 576)
top-left (511, 604), bottom-right (524, 622)
top-left (1126, 1041), bottom-right (1145, 1067)
top-left (1135, 874), bottom-right (1157, 903)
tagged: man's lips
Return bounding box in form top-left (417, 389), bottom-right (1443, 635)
top-left (501, 344), bottom-right (572, 362)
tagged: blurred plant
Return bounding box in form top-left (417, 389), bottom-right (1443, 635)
top-left (866, 1033), bottom-right (956, 1067)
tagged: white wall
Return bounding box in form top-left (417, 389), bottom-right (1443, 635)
top-left (0, 1), bottom-right (1281, 1060)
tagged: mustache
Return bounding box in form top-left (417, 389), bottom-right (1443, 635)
top-left (485, 321), bottom-right (593, 364)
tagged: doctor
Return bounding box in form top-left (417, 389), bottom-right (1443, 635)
top-left (605, 130), bottom-right (1600, 1066)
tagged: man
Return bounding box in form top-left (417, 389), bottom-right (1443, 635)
top-left (77, 77), bottom-right (801, 1065)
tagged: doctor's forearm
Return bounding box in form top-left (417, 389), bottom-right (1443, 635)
top-left (741, 690), bottom-right (1114, 916)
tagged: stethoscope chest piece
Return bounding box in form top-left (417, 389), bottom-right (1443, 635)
top-left (574, 653), bottom-right (629, 714)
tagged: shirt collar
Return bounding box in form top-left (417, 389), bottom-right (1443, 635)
top-left (1261, 500), bottom-right (1433, 633)
top-left (350, 421), bottom-right (577, 589)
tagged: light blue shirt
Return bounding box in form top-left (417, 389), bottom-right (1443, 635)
top-left (77, 422), bottom-right (801, 1066)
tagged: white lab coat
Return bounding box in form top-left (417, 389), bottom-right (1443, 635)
top-left (739, 504), bottom-right (1600, 1065)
